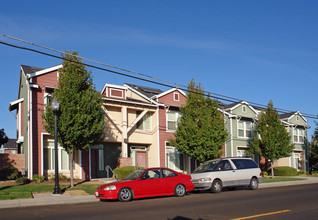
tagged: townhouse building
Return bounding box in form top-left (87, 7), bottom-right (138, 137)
top-left (220, 101), bottom-right (309, 171)
top-left (8, 64), bottom-right (309, 179)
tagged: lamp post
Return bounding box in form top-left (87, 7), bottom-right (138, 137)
top-left (52, 97), bottom-right (62, 194)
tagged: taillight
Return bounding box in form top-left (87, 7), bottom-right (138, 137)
top-left (260, 172), bottom-right (263, 176)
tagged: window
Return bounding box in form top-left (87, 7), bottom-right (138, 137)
top-left (231, 159), bottom-right (258, 169)
top-left (162, 169), bottom-right (177, 178)
top-left (167, 110), bottom-right (182, 131)
top-left (242, 105), bottom-right (246, 113)
top-left (110, 88), bottom-right (124, 99)
top-left (294, 128), bottom-right (304, 143)
top-left (237, 150), bottom-right (247, 157)
top-left (140, 169), bottom-right (161, 180)
top-left (294, 153), bottom-right (300, 170)
top-left (43, 139), bottom-right (73, 171)
top-left (136, 111), bottom-right (151, 130)
top-left (166, 144), bottom-right (184, 171)
top-left (214, 160), bottom-right (233, 171)
top-left (174, 92), bottom-right (180, 101)
top-left (238, 120), bottom-right (252, 138)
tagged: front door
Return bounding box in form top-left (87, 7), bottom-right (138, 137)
top-left (136, 151), bottom-right (147, 168)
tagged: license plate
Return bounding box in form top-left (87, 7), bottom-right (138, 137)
top-left (95, 192), bottom-right (99, 197)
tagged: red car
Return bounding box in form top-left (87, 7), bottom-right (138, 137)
top-left (94, 167), bottom-right (194, 202)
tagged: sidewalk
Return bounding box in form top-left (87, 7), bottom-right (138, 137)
top-left (0, 176), bottom-right (317, 209)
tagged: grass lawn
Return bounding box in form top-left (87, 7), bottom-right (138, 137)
top-left (0, 183), bottom-right (100, 200)
top-left (262, 176), bottom-right (306, 183)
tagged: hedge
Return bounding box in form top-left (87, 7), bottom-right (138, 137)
top-left (268, 166), bottom-right (298, 176)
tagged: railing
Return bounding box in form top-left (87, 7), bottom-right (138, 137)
top-left (105, 165), bottom-right (118, 180)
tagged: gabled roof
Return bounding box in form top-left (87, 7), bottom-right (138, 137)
top-left (224, 100), bottom-right (259, 114)
top-left (153, 87), bottom-right (186, 99)
top-left (25, 65), bottom-right (62, 78)
top-left (21, 65), bottom-right (44, 75)
top-left (279, 112), bottom-right (297, 120)
top-left (280, 111), bottom-right (308, 123)
top-left (125, 83), bottom-right (163, 98)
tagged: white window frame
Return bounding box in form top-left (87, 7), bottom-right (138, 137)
top-left (237, 120), bottom-right (253, 139)
top-left (43, 139), bottom-right (70, 171)
top-left (166, 110), bottom-right (182, 132)
top-left (136, 112), bottom-right (152, 130)
top-left (173, 92), bottom-right (180, 101)
top-left (109, 88), bottom-right (124, 99)
top-left (293, 128), bottom-right (304, 143)
top-left (165, 142), bottom-right (184, 172)
top-left (293, 153), bottom-right (300, 170)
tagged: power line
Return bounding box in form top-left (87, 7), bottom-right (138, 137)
top-left (0, 37), bottom-right (317, 120)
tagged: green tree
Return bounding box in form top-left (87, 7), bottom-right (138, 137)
top-left (169, 79), bottom-right (228, 163)
top-left (0, 128), bottom-right (9, 147)
top-left (249, 101), bottom-right (294, 178)
top-left (42, 51), bottom-right (105, 187)
top-left (309, 120), bottom-right (318, 170)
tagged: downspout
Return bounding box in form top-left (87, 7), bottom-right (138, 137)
top-left (156, 108), bottom-right (160, 167)
top-left (230, 114), bottom-right (233, 157)
top-left (29, 78), bottom-right (33, 179)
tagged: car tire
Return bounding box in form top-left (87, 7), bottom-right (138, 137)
top-left (211, 179), bottom-right (222, 193)
top-left (118, 187), bottom-right (133, 202)
top-left (248, 177), bottom-right (259, 190)
top-left (174, 184), bottom-right (186, 197)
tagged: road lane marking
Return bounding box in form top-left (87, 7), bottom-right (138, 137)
top-left (231, 210), bottom-right (291, 220)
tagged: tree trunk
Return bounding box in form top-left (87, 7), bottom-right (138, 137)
top-left (271, 162), bottom-right (274, 179)
top-left (70, 149), bottom-right (74, 187)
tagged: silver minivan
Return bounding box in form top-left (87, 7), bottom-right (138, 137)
top-left (191, 157), bottom-right (263, 193)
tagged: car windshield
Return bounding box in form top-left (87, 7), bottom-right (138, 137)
top-left (123, 169), bottom-right (145, 180)
top-left (193, 160), bottom-right (219, 173)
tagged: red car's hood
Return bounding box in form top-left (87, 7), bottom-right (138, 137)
top-left (98, 179), bottom-right (134, 188)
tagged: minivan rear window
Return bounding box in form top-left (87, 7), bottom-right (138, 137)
top-left (232, 159), bottom-right (258, 169)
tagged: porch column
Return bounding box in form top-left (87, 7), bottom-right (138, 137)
top-left (122, 106), bottom-right (128, 157)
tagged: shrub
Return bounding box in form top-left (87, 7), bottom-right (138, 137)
top-left (312, 171), bottom-right (318, 175)
top-left (0, 167), bottom-right (20, 180)
top-left (15, 177), bottom-right (31, 184)
top-left (49, 174), bottom-right (70, 181)
top-left (268, 166), bottom-right (298, 176)
top-left (32, 174), bottom-right (45, 183)
top-left (113, 166), bottom-right (144, 180)
top-left (262, 171), bottom-right (268, 177)
top-left (297, 170), bottom-right (308, 175)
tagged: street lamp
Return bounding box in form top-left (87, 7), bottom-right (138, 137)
top-left (52, 97), bottom-right (62, 194)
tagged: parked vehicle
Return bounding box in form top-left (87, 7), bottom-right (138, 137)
top-left (191, 157), bottom-right (263, 193)
top-left (95, 167), bottom-right (194, 202)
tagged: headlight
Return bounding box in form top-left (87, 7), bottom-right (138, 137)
top-left (200, 177), bottom-right (212, 182)
top-left (104, 185), bottom-right (117, 191)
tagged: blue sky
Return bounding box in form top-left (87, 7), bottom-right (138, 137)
top-left (1, 0), bottom-right (317, 139)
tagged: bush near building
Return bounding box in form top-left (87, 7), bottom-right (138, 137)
top-left (268, 166), bottom-right (298, 176)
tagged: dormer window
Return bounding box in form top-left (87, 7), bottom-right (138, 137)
top-left (110, 88), bottom-right (124, 99)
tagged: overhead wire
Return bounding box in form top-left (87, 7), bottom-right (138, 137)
top-left (0, 35), bottom-right (317, 120)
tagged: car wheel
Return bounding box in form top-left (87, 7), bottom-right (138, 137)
top-left (118, 187), bottom-right (133, 202)
top-left (211, 179), bottom-right (222, 193)
top-left (248, 177), bottom-right (259, 190)
top-left (174, 184), bottom-right (186, 197)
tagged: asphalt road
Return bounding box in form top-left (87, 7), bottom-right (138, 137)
top-left (1, 184), bottom-right (317, 220)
